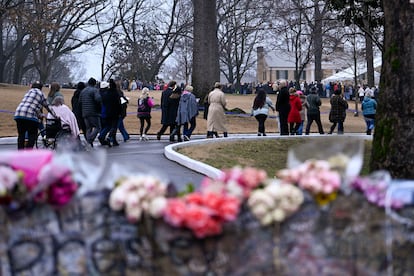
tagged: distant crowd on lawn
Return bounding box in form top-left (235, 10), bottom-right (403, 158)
top-left (257, 80), bottom-right (379, 101)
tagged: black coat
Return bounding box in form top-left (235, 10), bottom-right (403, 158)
top-left (161, 87), bottom-right (181, 125)
top-left (101, 87), bottom-right (122, 119)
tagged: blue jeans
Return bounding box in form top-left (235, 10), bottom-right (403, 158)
top-left (118, 118), bottom-right (130, 141)
top-left (183, 116), bottom-right (197, 137)
top-left (84, 116), bottom-right (102, 144)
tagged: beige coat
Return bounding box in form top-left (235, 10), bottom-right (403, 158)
top-left (207, 88), bottom-right (227, 132)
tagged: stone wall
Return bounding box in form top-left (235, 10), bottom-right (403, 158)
top-left (1, 191), bottom-right (413, 275)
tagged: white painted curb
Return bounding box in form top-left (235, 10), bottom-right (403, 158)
top-left (164, 134), bottom-right (373, 179)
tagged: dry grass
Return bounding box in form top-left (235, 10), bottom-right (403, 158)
top-left (0, 83), bottom-right (366, 137)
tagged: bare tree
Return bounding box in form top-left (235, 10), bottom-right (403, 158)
top-left (110, 0), bottom-right (191, 83)
top-left (93, 1), bottom-right (121, 81)
top-left (25, 0), bottom-right (114, 83)
top-left (327, 0), bottom-right (384, 88)
top-left (217, 0), bottom-right (270, 90)
top-left (169, 36), bottom-right (193, 84)
top-left (370, 0), bottom-right (414, 178)
top-left (0, 0), bottom-right (31, 83)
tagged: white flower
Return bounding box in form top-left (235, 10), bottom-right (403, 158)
top-left (0, 166), bottom-right (19, 190)
top-left (226, 180), bottom-right (244, 199)
top-left (109, 187), bottom-right (126, 211)
top-left (148, 197), bottom-right (167, 218)
top-left (272, 208), bottom-right (286, 222)
top-left (251, 203), bottom-right (268, 217)
top-left (260, 213), bottom-right (273, 226)
top-left (125, 204), bottom-right (143, 223)
top-left (247, 190), bottom-right (275, 209)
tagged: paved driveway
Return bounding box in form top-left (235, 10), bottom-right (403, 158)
top-left (0, 135), bottom-right (205, 191)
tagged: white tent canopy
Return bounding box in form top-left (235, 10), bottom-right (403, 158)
top-left (322, 56), bottom-right (382, 84)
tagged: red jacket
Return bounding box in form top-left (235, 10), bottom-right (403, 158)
top-left (288, 95), bottom-right (302, 123)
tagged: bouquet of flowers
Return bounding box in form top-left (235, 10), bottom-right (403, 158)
top-left (109, 175), bottom-right (168, 223)
top-left (276, 158), bottom-right (342, 207)
top-left (351, 171), bottom-right (404, 209)
top-left (248, 179), bottom-right (304, 226)
top-left (108, 166), bottom-right (267, 238)
top-left (0, 150), bottom-right (79, 210)
top-left (200, 166), bottom-right (267, 200)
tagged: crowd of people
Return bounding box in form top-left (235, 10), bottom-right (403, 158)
top-left (13, 77), bottom-right (378, 150)
top-left (250, 79), bottom-right (378, 137)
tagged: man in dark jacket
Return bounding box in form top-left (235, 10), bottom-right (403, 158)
top-left (79, 77), bottom-right (102, 147)
top-left (98, 79), bottom-right (122, 146)
top-left (275, 80), bottom-right (291, 135)
top-left (305, 86), bottom-right (325, 135)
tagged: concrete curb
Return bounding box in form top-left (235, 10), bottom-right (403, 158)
top-left (164, 133), bottom-right (373, 179)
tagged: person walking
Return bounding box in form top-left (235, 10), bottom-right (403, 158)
top-left (137, 87), bottom-right (154, 141)
top-left (71, 82), bottom-right (87, 139)
top-left (98, 79), bottom-right (122, 146)
top-left (116, 80), bottom-right (130, 142)
top-left (79, 77), bottom-right (102, 147)
top-left (287, 87), bottom-right (302, 135)
top-left (328, 89), bottom-right (348, 134)
top-left (176, 85), bottom-right (199, 141)
top-left (251, 88), bottom-right (275, 136)
top-left (14, 82), bottom-right (55, 149)
top-left (275, 80), bottom-right (291, 135)
top-left (207, 82), bottom-right (228, 138)
top-left (361, 90), bottom-right (377, 135)
top-left (47, 82), bottom-right (64, 105)
top-left (156, 81), bottom-right (181, 141)
top-left (305, 86), bottom-right (325, 135)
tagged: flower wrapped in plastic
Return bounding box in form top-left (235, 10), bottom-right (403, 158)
top-left (275, 137), bottom-right (365, 207)
top-left (163, 192), bottom-right (241, 238)
top-left (247, 179), bottom-right (304, 226)
top-left (109, 175), bottom-right (168, 223)
top-left (0, 150), bottom-right (79, 210)
top-left (200, 166), bottom-right (267, 200)
top-left (351, 170), bottom-right (404, 209)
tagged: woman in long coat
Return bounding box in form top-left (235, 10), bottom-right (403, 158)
top-left (207, 82), bottom-right (227, 138)
top-left (328, 89), bottom-right (348, 134)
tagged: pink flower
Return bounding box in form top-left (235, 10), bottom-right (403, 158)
top-left (164, 198), bottom-right (187, 227)
top-left (192, 216), bottom-right (222, 238)
top-left (183, 203), bottom-right (222, 238)
top-left (217, 196), bottom-right (240, 221)
top-left (9, 150), bottom-right (54, 190)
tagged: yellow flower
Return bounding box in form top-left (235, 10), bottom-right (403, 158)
top-left (314, 191), bottom-right (338, 206)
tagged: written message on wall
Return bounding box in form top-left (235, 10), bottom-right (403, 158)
top-left (0, 191), bottom-right (413, 275)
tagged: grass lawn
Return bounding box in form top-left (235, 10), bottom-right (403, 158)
top-left (177, 138), bottom-right (372, 177)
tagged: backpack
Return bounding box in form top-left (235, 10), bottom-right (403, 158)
top-left (138, 98), bottom-right (147, 112)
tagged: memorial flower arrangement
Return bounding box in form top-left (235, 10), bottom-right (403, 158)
top-left (0, 150), bottom-right (79, 210)
top-left (109, 175), bottom-right (168, 223)
top-left (109, 166), bottom-right (266, 238)
top-left (276, 157), bottom-right (345, 206)
top-left (247, 180), bottom-right (304, 226)
top-left (351, 174), bottom-right (404, 209)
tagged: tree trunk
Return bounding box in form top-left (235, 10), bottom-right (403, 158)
top-left (365, 32), bottom-right (374, 87)
top-left (363, 4), bottom-right (375, 88)
top-left (370, 1), bottom-right (414, 178)
top-left (313, 3), bottom-right (323, 82)
top-left (191, 0), bottom-right (220, 101)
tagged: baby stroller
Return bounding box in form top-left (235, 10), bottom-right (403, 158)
top-left (36, 117), bottom-right (73, 150)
